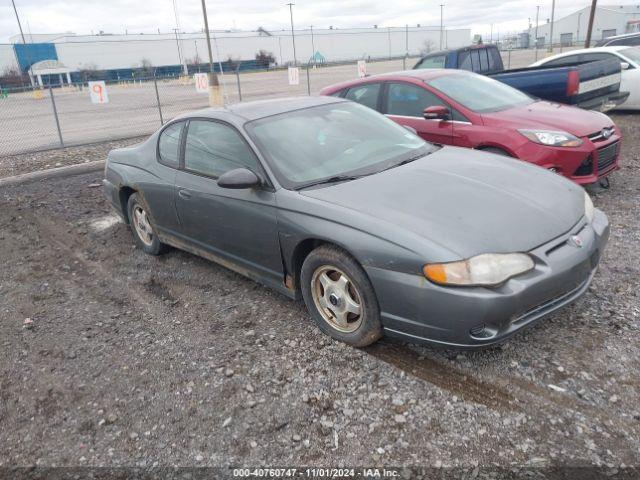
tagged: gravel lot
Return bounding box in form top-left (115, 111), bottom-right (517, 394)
top-left (0, 113), bottom-right (639, 476)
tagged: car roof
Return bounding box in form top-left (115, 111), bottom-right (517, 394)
top-left (177, 95), bottom-right (347, 123)
top-left (532, 46), bottom-right (631, 64)
top-left (320, 68), bottom-right (472, 94)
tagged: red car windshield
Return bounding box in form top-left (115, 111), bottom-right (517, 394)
top-left (428, 72), bottom-right (534, 113)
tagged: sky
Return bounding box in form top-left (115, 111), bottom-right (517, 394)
top-left (0, 0), bottom-right (633, 43)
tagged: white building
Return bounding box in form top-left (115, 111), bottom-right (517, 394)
top-left (1, 26), bottom-right (471, 75)
top-left (524, 4), bottom-right (640, 47)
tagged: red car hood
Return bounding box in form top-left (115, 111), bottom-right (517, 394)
top-left (481, 101), bottom-right (614, 137)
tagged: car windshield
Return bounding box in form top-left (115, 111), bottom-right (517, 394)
top-left (621, 47), bottom-right (640, 64)
top-left (428, 72), bottom-right (534, 113)
top-left (245, 102), bottom-right (435, 189)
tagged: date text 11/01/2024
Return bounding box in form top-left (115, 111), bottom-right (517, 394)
top-left (232, 468), bottom-right (400, 478)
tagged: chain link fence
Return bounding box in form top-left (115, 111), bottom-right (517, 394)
top-left (0, 47), bottom-right (571, 158)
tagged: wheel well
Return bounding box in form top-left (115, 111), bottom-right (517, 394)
top-left (477, 145), bottom-right (513, 157)
top-left (119, 186), bottom-right (136, 223)
top-left (290, 239), bottom-right (325, 291)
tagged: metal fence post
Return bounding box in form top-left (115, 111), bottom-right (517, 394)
top-left (306, 61), bottom-right (311, 95)
top-left (153, 75), bottom-right (164, 125)
top-left (236, 65), bottom-right (242, 102)
top-left (507, 49), bottom-right (511, 69)
top-left (48, 85), bottom-right (64, 147)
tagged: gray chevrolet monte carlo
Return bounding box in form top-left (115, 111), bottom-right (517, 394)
top-left (103, 96), bottom-right (610, 348)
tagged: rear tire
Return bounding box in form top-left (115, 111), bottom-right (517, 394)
top-left (127, 193), bottom-right (168, 256)
top-left (301, 245), bottom-right (382, 347)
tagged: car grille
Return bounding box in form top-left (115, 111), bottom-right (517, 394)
top-left (596, 141), bottom-right (619, 173)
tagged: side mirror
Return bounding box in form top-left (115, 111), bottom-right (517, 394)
top-left (423, 105), bottom-right (450, 120)
top-left (217, 168), bottom-right (261, 189)
top-left (403, 125), bottom-right (418, 135)
top-left (620, 62), bottom-right (630, 70)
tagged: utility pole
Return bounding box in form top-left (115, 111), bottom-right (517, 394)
top-left (310, 25), bottom-right (316, 66)
top-left (585, 0), bottom-right (598, 48)
top-left (534, 5), bottom-right (540, 60)
top-left (200, 0), bottom-right (221, 106)
top-left (439, 4), bottom-right (444, 50)
top-left (490, 24), bottom-right (493, 43)
top-left (173, 28), bottom-right (183, 68)
top-left (548, 0), bottom-right (556, 52)
top-left (11, 0), bottom-right (26, 43)
top-left (287, 3), bottom-right (297, 66)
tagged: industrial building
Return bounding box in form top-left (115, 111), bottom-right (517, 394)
top-left (0, 26), bottom-right (470, 85)
top-left (523, 4), bottom-right (640, 48)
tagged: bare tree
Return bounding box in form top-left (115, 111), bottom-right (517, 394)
top-left (139, 58), bottom-right (154, 76)
top-left (420, 39), bottom-right (436, 55)
top-left (255, 50), bottom-right (275, 68)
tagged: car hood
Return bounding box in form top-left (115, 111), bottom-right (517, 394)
top-left (481, 101), bottom-right (613, 137)
top-left (300, 146), bottom-right (584, 259)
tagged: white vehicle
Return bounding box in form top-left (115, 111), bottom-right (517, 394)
top-left (531, 47), bottom-right (640, 110)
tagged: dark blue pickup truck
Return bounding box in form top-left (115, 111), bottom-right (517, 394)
top-left (414, 44), bottom-right (629, 111)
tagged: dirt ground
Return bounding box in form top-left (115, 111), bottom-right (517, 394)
top-left (0, 113), bottom-right (639, 476)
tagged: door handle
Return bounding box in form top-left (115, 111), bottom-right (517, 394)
top-left (178, 189), bottom-right (192, 199)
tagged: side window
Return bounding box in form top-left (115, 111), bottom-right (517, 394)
top-left (415, 55), bottom-right (446, 69)
top-left (582, 52), bottom-right (615, 63)
top-left (386, 83), bottom-right (445, 117)
top-left (184, 120), bottom-right (259, 178)
top-left (451, 109), bottom-right (470, 122)
top-left (157, 122), bottom-right (183, 168)
top-left (344, 83), bottom-right (381, 110)
top-left (542, 55), bottom-right (579, 67)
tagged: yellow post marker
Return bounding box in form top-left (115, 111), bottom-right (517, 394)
top-left (208, 72), bottom-right (222, 107)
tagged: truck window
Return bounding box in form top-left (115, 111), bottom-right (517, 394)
top-left (415, 55), bottom-right (446, 69)
top-left (470, 50), bottom-right (481, 71)
top-left (478, 49), bottom-right (489, 72)
top-left (458, 51), bottom-right (472, 70)
top-left (610, 36), bottom-right (640, 46)
top-left (488, 48), bottom-right (502, 71)
top-left (581, 52), bottom-right (616, 63)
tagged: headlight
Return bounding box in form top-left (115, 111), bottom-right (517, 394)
top-left (518, 129), bottom-right (583, 147)
top-left (423, 253), bottom-right (535, 287)
top-left (584, 191), bottom-right (594, 223)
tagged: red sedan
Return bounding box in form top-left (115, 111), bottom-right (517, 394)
top-left (320, 69), bottom-right (621, 185)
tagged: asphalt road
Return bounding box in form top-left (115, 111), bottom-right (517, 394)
top-left (0, 113), bottom-right (638, 475)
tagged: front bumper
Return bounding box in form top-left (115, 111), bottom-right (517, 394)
top-left (513, 133), bottom-right (622, 186)
top-left (365, 209), bottom-right (610, 348)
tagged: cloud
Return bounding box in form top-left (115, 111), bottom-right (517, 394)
top-left (0, 0), bottom-right (629, 43)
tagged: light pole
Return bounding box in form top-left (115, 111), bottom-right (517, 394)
top-left (490, 24), bottom-right (493, 43)
top-left (287, 3), bottom-right (297, 66)
top-left (577, 12), bottom-right (582, 44)
top-left (11, 0), bottom-right (26, 43)
top-left (439, 4), bottom-right (444, 50)
top-left (173, 28), bottom-right (183, 68)
top-left (548, 0), bottom-right (556, 52)
top-left (310, 25), bottom-right (316, 66)
top-left (534, 5), bottom-right (540, 61)
top-left (200, 0), bottom-right (220, 105)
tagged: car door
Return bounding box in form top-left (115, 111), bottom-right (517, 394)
top-left (383, 82), bottom-right (454, 145)
top-left (615, 51), bottom-right (640, 108)
top-left (174, 118), bottom-right (283, 287)
top-left (141, 121), bottom-right (184, 236)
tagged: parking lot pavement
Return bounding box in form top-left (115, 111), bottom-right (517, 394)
top-left (0, 113), bottom-right (639, 470)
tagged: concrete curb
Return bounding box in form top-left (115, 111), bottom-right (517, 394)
top-left (0, 160), bottom-right (105, 188)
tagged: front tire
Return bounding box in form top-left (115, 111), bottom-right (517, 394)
top-left (301, 245), bottom-right (382, 347)
top-left (127, 193), bottom-right (168, 255)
